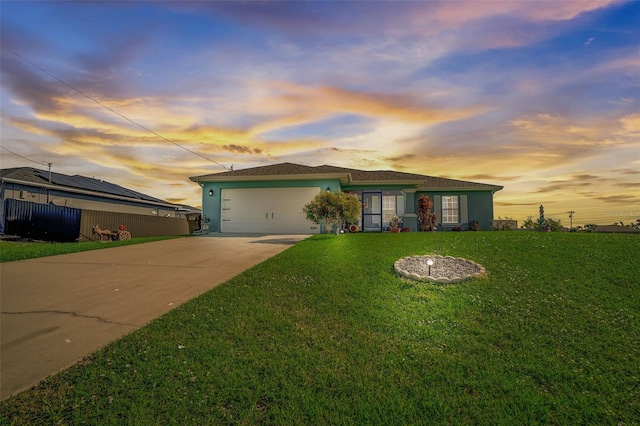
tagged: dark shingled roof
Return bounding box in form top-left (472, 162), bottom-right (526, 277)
top-left (1, 167), bottom-right (169, 203)
top-left (199, 163), bottom-right (319, 178)
top-left (191, 162), bottom-right (503, 190)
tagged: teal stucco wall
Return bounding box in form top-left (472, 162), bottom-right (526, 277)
top-left (199, 179), bottom-right (497, 233)
top-left (415, 190), bottom-right (496, 231)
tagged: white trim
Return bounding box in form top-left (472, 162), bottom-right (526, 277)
top-left (354, 180), bottom-right (428, 186)
top-left (191, 173), bottom-right (351, 185)
top-left (419, 185), bottom-right (502, 192)
top-left (441, 195), bottom-right (460, 224)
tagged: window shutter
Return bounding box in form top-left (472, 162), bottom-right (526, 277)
top-left (433, 195), bottom-right (441, 224)
top-left (460, 195), bottom-right (468, 224)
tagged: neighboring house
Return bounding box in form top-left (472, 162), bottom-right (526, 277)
top-left (591, 225), bottom-right (640, 234)
top-left (190, 163), bottom-right (503, 234)
top-left (1, 167), bottom-right (197, 235)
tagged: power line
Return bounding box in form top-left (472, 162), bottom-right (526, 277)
top-left (1, 146), bottom-right (53, 182)
top-left (1, 43), bottom-right (229, 170)
top-left (1, 146), bottom-right (46, 166)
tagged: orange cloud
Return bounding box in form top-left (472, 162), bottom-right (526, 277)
top-left (427, 0), bottom-right (617, 25)
top-left (247, 83), bottom-right (487, 136)
top-left (616, 113), bottom-right (640, 138)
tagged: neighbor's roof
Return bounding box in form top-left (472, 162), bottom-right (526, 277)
top-left (190, 162), bottom-right (503, 191)
top-left (592, 225), bottom-right (640, 234)
top-left (1, 167), bottom-right (178, 206)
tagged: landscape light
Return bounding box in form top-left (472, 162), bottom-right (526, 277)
top-left (427, 259), bottom-right (434, 276)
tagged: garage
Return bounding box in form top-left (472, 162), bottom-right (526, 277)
top-left (220, 187), bottom-right (321, 233)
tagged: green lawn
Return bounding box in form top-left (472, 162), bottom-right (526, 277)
top-left (0, 236), bottom-right (182, 263)
top-left (1, 232), bottom-right (638, 425)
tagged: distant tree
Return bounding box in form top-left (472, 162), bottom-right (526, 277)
top-left (493, 216), bottom-right (516, 230)
top-left (522, 215), bottom-right (564, 231)
top-left (303, 191), bottom-right (361, 235)
top-left (522, 216), bottom-right (536, 228)
top-left (617, 220), bottom-right (640, 229)
top-left (417, 195), bottom-right (438, 231)
top-left (546, 217), bottom-right (564, 232)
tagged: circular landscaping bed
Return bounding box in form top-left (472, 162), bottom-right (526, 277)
top-left (394, 255), bottom-right (486, 283)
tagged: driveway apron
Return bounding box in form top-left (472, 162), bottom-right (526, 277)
top-left (0, 234), bottom-right (308, 400)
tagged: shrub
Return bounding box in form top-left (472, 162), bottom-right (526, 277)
top-left (417, 195), bottom-right (438, 231)
top-left (303, 191), bottom-right (361, 235)
top-left (469, 220), bottom-right (480, 231)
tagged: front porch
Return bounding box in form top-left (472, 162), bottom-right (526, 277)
top-left (346, 189), bottom-right (418, 232)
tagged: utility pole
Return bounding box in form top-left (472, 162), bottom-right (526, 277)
top-left (568, 211), bottom-right (575, 230)
top-left (41, 161), bottom-right (52, 183)
top-left (41, 161), bottom-right (52, 203)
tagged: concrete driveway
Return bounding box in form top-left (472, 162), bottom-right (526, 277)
top-left (0, 234), bottom-right (308, 400)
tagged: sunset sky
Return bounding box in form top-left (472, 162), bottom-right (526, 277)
top-left (1, 1), bottom-right (638, 226)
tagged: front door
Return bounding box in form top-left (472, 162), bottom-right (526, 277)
top-left (362, 192), bottom-right (382, 232)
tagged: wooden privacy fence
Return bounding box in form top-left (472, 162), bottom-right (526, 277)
top-left (79, 210), bottom-right (189, 242)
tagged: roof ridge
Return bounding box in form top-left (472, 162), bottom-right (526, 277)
top-left (189, 162), bottom-right (502, 190)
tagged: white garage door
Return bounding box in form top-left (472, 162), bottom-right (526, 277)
top-left (221, 187), bottom-right (321, 233)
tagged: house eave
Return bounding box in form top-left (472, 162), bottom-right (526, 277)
top-left (1, 177), bottom-right (179, 209)
top-left (190, 174), bottom-right (434, 187)
top-left (343, 180), bottom-right (424, 187)
top-left (190, 173), bottom-right (353, 185)
top-left (419, 185), bottom-right (504, 192)
top-left (189, 168), bottom-right (504, 192)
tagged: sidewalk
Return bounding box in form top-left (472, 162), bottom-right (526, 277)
top-left (0, 234), bottom-right (308, 400)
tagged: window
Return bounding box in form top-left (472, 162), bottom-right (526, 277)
top-left (382, 195), bottom-right (396, 225)
top-left (382, 193), bottom-right (406, 227)
top-left (441, 195), bottom-right (459, 223)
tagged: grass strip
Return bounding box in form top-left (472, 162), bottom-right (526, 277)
top-left (1, 232), bottom-right (638, 425)
top-left (0, 236), bottom-right (183, 263)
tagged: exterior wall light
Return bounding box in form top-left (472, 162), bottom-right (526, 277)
top-left (326, 187), bottom-right (331, 192)
top-left (208, 189), bottom-right (214, 196)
